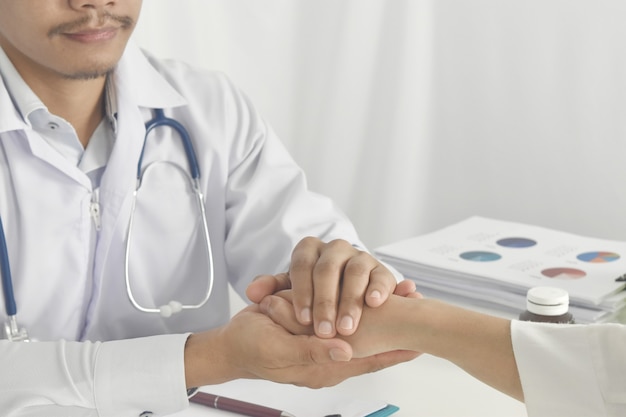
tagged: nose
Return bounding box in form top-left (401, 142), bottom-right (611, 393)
top-left (68, 0), bottom-right (116, 10)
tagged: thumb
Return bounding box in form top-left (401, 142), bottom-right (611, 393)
top-left (291, 335), bottom-right (354, 363)
top-left (393, 279), bottom-right (417, 297)
top-left (246, 273), bottom-right (291, 303)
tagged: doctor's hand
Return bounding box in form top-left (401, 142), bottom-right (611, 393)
top-left (183, 303), bottom-right (418, 389)
top-left (247, 237), bottom-right (417, 338)
top-left (259, 290), bottom-right (424, 359)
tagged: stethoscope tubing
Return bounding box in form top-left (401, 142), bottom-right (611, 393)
top-left (0, 216), bottom-right (16, 317)
top-left (124, 108), bottom-right (215, 317)
top-left (0, 215), bottom-right (27, 341)
top-left (141, 108), bottom-right (201, 180)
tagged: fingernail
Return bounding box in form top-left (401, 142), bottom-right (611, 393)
top-left (370, 290), bottom-right (382, 299)
top-left (339, 315), bottom-right (354, 331)
top-left (300, 308), bottom-right (311, 323)
top-left (318, 320), bottom-right (333, 335)
top-left (329, 348), bottom-right (350, 362)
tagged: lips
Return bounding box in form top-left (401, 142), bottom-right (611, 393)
top-left (48, 11), bottom-right (135, 41)
top-left (63, 27), bottom-right (118, 43)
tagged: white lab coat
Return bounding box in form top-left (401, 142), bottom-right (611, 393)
top-left (512, 320), bottom-right (626, 416)
top-left (0, 43), bottom-right (364, 416)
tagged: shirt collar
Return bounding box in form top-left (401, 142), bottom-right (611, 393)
top-left (0, 45), bottom-right (119, 133)
top-left (113, 40), bottom-right (188, 110)
top-left (0, 40), bottom-right (188, 134)
top-left (0, 46), bottom-right (41, 132)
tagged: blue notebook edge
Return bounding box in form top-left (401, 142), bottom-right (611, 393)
top-left (365, 404), bottom-right (400, 417)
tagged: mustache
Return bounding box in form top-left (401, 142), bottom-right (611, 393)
top-left (48, 11), bottom-right (135, 37)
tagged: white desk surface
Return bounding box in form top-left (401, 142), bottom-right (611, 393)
top-left (170, 353), bottom-right (527, 417)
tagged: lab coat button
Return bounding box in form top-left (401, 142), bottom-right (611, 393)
top-left (139, 412), bottom-right (153, 417)
top-left (47, 122), bottom-right (60, 130)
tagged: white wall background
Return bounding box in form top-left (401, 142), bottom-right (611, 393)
top-left (133, 0), bottom-right (626, 250)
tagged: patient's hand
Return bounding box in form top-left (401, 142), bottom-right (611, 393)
top-left (260, 291), bottom-right (422, 358)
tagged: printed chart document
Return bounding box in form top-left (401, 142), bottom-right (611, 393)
top-left (375, 217), bottom-right (626, 323)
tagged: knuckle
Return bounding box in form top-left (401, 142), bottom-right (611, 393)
top-left (294, 236), bottom-right (321, 252)
top-left (343, 259), bottom-right (371, 279)
top-left (327, 238), bottom-right (351, 250)
top-left (290, 255), bottom-right (315, 274)
top-left (352, 250), bottom-right (375, 264)
top-left (339, 293), bottom-right (362, 306)
top-left (290, 240), bottom-right (322, 273)
top-left (314, 257), bottom-right (342, 278)
top-left (371, 265), bottom-right (396, 285)
top-left (313, 298), bottom-right (337, 312)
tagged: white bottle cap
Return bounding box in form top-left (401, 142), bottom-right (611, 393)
top-left (526, 287), bottom-right (570, 316)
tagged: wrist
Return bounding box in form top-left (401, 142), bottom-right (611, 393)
top-left (183, 328), bottom-right (247, 388)
top-left (344, 295), bottom-right (423, 356)
top-left (389, 295), bottom-right (432, 352)
top-left (412, 298), bottom-right (512, 363)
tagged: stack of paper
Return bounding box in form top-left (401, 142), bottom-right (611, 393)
top-left (375, 217), bottom-right (626, 323)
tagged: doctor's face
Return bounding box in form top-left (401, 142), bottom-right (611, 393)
top-left (0, 0), bottom-right (142, 82)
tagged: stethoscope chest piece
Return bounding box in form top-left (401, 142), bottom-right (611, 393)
top-left (4, 316), bottom-right (29, 342)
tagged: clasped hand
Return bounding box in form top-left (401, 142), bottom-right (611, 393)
top-left (241, 237), bottom-right (419, 384)
top-left (185, 237), bottom-right (419, 390)
top-left (247, 237), bottom-right (416, 337)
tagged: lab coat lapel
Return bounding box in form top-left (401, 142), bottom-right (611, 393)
top-left (94, 41), bottom-right (189, 270)
top-left (90, 88), bottom-right (145, 293)
top-left (83, 44), bottom-right (188, 335)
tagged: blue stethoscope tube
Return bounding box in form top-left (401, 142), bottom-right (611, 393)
top-left (0, 216), bottom-right (16, 317)
top-left (124, 108), bottom-right (215, 318)
top-left (141, 108), bottom-right (201, 180)
top-left (0, 216), bottom-right (28, 341)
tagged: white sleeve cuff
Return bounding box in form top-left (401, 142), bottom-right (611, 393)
top-left (511, 320), bottom-right (605, 417)
top-left (94, 333), bottom-right (190, 416)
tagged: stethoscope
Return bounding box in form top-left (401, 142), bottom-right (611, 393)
top-left (126, 108), bottom-right (214, 317)
top-left (1, 108), bottom-right (215, 341)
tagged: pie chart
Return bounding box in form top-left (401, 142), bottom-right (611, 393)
top-left (459, 251), bottom-right (501, 262)
top-left (576, 251), bottom-right (620, 263)
top-left (496, 237), bottom-right (537, 248)
top-left (541, 267), bottom-right (586, 280)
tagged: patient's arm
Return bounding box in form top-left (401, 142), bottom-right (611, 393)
top-left (260, 293), bottom-right (523, 402)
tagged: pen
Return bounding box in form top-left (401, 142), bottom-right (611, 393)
top-left (190, 391), bottom-right (296, 417)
